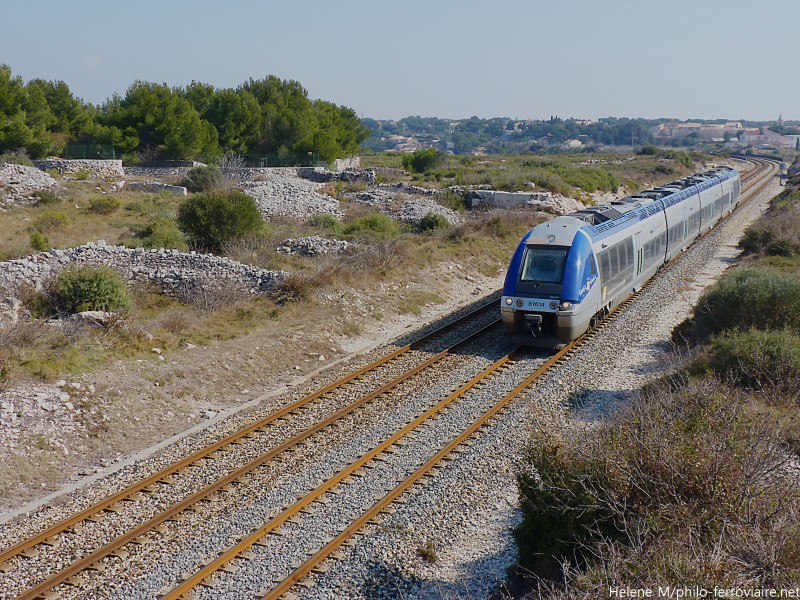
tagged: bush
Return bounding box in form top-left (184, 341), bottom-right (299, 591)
top-left (87, 195), bottom-right (121, 215)
top-left (342, 212), bottom-right (401, 239)
top-left (530, 169), bottom-right (571, 196)
top-left (46, 266), bottom-right (131, 315)
top-left (707, 328), bottom-right (800, 394)
top-left (0, 150), bottom-right (33, 166)
top-left (34, 189), bottom-right (63, 205)
top-left (308, 213), bottom-right (343, 234)
top-left (690, 267), bottom-right (800, 339)
top-left (516, 378), bottom-right (800, 588)
top-left (435, 190), bottom-right (467, 213)
top-left (30, 231), bottom-right (50, 252)
top-left (33, 211), bottom-right (71, 232)
top-left (416, 212), bottom-right (449, 233)
top-left (177, 190), bottom-right (264, 252)
top-left (180, 165), bottom-right (224, 193)
top-left (401, 148), bottom-right (442, 173)
top-left (134, 219), bottom-right (187, 250)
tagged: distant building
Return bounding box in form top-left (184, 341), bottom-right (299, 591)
top-left (652, 121), bottom-right (743, 141)
top-left (564, 139), bottom-right (583, 149)
top-left (573, 119), bottom-right (595, 126)
top-left (385, 134), bottom-right (421, 152)
top-left (741, 127), bottom-right (798, 149)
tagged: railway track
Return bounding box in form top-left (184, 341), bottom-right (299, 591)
top-left (1, 158), bottom-right (777, 599)
top-left (0, 298), bottom-right (505, 599)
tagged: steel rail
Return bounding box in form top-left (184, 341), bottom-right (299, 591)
top-left (12, 317), bottom-right (502, 600)
top-left (163, 347), bottom-right (526, 598)
top-left (261, 337), bottom-right (573, 599)
top-left (3, 300), bottom-right (499, 594)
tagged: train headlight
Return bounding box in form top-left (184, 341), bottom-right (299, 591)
top-left (549, 301), bottom-right (558, 310)
top-left (505, 298), bottom-right (513, 306)
top-left (516, 299), bottom-right (523, 307)
top-left (560, 301), bottom-right (572, 310)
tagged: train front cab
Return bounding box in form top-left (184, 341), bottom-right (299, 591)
top-left (502, 228), bottom-right (600, 348)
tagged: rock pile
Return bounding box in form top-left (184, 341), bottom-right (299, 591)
top-left (33, 159), bottom-right (124, 177)
top-left (276, 236), bottom-right (349, 256)
top-left (296, 167), bottom-right (376, 184)
top-left (0, 164), bottom-right (57, 207)
top-left (350, 188), bottom-right (464, 226)
top-left (0, 241), bottom-right (284, 298)
top-left (121, 181), bottom-right (188, 195)
top-left (241, 173), bottom-right (342, 220)
top-left (467, 189), bottom-right (585, 214)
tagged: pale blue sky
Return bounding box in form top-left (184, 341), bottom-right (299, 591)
top-left (2, 0), bottom-right (797, 121)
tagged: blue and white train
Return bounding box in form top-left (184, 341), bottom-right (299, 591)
top-left (501, 166), bottom-right (741, 348)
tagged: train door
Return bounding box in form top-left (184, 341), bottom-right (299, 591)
top-left (683, 206), bottom-right (689, 248)
top-left (634, 232), bottom-right (644, 290)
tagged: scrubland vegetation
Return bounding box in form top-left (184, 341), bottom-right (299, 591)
top-left (514, 174), bottom-right (800, 595)
top-left (363, 149), bottom-right (709, 201)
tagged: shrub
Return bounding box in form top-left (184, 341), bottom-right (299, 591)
top-left (29, 231), bottom-right (50, 252)
top-left (34, 189), bottom-right (63, 205)
top-left (47, 266), bottom-right (131, 315)
top-left (516, 378), bottom-right (800, 587)
top-left (134, 219), bottom-right (187, 250)
top-left (435, 190), bottom-right (467, 213)
top-left (74, 171), bottom-right (90, 181)
top-left (342, 212), bottom-right (401, 239)
top-left (416, 212), bottom-right (449, 233)
top-left (707, 328), bottom-right (800, 394)
top-left (0, 150), bottom-right (33, 166)
top-left (401, 148), bottom-right (442, 173)
top-left (690, 267), bottom-right (800, 339)
top-left (556, 166), bottom-right (618, 193)
top-left (530, 169), bottom-right (571, 196)
top-left (740, 226), bottom-right (774, 254)
top-left (180, 165), bottom-right (224, 193)
top-left (87, 195), bottom-right (121, 215)
top-left (177, 190), bottom-right (264, 253)
top-left (33, 211), bottom-right (71, 232)
top-left (308, 213), bottom-right (343, 234)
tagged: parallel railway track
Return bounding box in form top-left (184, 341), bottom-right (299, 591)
top-left (1, 158), bottom-right (777, 599)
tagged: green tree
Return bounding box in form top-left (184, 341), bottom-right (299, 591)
top-left (160, 96), bottom-right (218, 159)
top-left (402, 147), bottom-right (443, 173)
top-left (204, 88), bottom-right (261, 154)
top-left (177, 190), bottom-right (264, 252)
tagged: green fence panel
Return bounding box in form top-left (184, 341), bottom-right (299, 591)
top-left (65, 145), bottom-right (116, 160)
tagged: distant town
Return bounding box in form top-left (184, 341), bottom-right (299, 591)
top-left (362, 115), bottom-right (800, 156)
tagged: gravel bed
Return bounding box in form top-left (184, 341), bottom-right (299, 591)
top-left (0, 299), bottom-right (502, 598)
top-left (57, 331), bottom-right (516, 598)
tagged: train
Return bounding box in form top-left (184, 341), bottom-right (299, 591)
top-left (501, 165), bottom-right (741, 348)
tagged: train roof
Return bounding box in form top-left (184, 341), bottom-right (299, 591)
top-left (566, 167), bottom-right (739, 239)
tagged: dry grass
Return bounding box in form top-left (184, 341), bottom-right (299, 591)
top-left (0, 183), bottom-right (185, 260)
top-left (515, 377), bottom-right (800, 593)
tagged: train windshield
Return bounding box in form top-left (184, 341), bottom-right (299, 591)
top-left (520, 246), bottom-right (568, 284)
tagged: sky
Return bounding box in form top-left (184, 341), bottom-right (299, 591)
top-left (2, 0), bottom-right (797, 122)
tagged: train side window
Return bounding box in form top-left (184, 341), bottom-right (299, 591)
top-left (624, 239), bottom-right (633, 270)
top-left (599, 251), bottom-right (610, 281)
